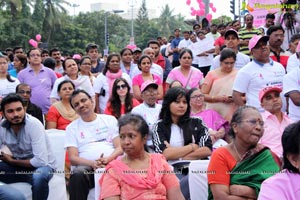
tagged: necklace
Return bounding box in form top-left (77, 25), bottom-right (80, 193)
top-left (233, 142), bottom-right (250, 161)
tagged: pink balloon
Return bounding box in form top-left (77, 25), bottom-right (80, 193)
top-left (197, 9), bottom-right (205, 16)
top-left (186, 0), bottom-right (191, 6)
top-left (209, 3), bottom-right (214, 8)
top-left (190, 7), bottom-right (195, 11)
top-left (126, 44), bottom-right (136, 50)
top-left (29, 39), bottom-right (38, 48)
top-left (206, 13), bottom-right (213, 22)
top-left (212, 7), bottom-right (217, 13)
top-left (197, 0), bottom-right (202, 3)
top-left (35, 34), bottom-right (42, 42)
top-left (191, 9), bottom-right (197, 16)
top-left (200, 2), bottom-right (205, 9)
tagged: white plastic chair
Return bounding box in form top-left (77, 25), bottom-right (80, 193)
top-left (189, 160), bottom-right (210, 200)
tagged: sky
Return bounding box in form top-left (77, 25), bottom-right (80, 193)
top-left (66, 0), bottom-right (232, 19)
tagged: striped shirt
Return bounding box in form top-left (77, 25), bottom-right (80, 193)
top-left (238, 27), bottom-right (261, 56)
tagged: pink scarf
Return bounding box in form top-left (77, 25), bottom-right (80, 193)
top-left (106, 70), bottom-right (123, 95)
top-left (100, 154), bottom-right (165, 189)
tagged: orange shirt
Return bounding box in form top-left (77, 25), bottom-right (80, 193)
top-left (104, 98), bottom-right (140, 117)
top-left (207, 147), bottom-right (237, 186)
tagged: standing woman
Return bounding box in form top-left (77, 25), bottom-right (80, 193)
top-left (152, 87), bottom-right (212, 199)
top-left (78, 56), bottom-right (95, 85)
top-left (50, 58), bottom-right (95, 104)
top-left (120, 48), bottom-right (136, 79)
top-left (201, 48), bottom-right (238, 121)
top-left (46, 80), bottom-right (78, 130)
top-left (104, 78), bottom-right (139, 119)
top-left (166, 49), bottom-right (204, 90)
top-left (0, 55), bottom-right (20, 98)
top-left (132, 55), bottom-right (163, 101)
top-left (94, 53), bottom-right (132, 114)
top-left (100, 114), bottom-right (184, 200)
top-left (9, 54), bottom-right (27, 78)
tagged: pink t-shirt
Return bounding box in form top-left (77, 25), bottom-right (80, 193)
top-left (166, 67), bottom-right (203, 89)
top-left (259, 170), bottom-right (300, 200)
top-left (259, 111), bottom-right (291, 158)
top-left (132, 74), bottom-right (162, 88)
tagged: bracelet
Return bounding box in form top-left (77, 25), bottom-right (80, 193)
top-left (190, 143), bottom-right (194, 152)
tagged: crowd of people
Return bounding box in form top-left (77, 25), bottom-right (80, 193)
top-left (1, 8), bottom-right (300, 200)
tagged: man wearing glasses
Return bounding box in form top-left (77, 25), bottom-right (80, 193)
top-left (16, 83), bottom-right (44, 125)
top-left (233, 35), bottom-right (285, 112)
top-left (17, 48), bottom-right (57, 115)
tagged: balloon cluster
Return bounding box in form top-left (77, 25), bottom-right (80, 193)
top-left (28, 34), bottom-right (42, 48)
top-left (241, 0), bottom-right (254, 15)
top-left (187, 0), bottom-right (216, 22)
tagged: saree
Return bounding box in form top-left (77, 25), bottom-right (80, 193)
top-left (208, 147), bottom-right (280, 200)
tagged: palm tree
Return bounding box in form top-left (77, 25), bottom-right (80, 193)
top-left (158, 4), bottom-right (176, 38)
top-left (42, 0), bottom-right (70, 42)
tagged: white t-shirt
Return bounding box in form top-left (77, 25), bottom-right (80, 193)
top-left (286, 53), bottom-right (300, 73)
top-left (131, 103), bottom-right (162, 146)
top-left (210, 52), bottom-right (250, 70)
top-left (0, 77), bottom-right (20, 98)
top-left (188, 42), bottom-right (200, 65)
top-left (194, 37), bottom-right (215, 67)
top-left (93, 72), bottom-right (132, 113)
top-left (169, 124), bottom-right (184, 147)
top-left (283, 68), bottom-right (300, 121)
top-left (178, 39), bottom-right (191, 49)
top-left (50, 75), bottom-right (95, 99)
top-left (233, 60), bottom-right (285, 111)
top-left (65, 114), bottom-right (118, 163)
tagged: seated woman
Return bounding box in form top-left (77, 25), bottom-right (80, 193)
top-left (152, 87), bottom-right (212, 199)
top-left (100, 114), bottom-right (185, 200)
top-left (46, 80), bottom-right (78, 130)
top-left (188, 88), bottom-right (229, 144)
top-left (78, 56), bottom-right (96, 85)
top-left (132, 55), bottom-right (163, 102)
top-left (104, 78), bottom-right (139, 119)
top-left (207, 106), bottom-right (281, 200)
top-left (259, 122), bottom-right (300, 200)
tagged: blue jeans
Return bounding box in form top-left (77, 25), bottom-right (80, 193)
top-left (0, 162), bottom-right (54, 200)
top-left (0, 185), bottom-right (26, 200)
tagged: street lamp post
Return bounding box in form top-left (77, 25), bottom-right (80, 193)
top-left (104, 10), bottom-right (124, 53)
top-left (71, 3), bottom-right (80, 16)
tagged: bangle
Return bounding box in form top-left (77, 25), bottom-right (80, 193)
top-left (211, 96), bottom-right (214, 102)
top-left (190, 143), bottom-right (194, 152)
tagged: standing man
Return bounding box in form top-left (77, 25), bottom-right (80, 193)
top-left (211, 29), bottom-right (250, 70)
top-left (18, 48), bottom-right (57, 114)
top-left (8, 46), bottom-right (25, 71)
top-left (259, 86), bottom-right (291, 158)
top-left (259, 13), bottom-right (275, 34)
top-left (238, 14), bottom-right (261, 56)
top-left (132, 47), bottom-right (142, 66)
top-left (0, 94), bottom-right (56, 200)
top-left (233, 35), bottom-right (285, 111)
top-left (66, 90), bottom-right (123, 200)
top-left (214, 24), bottom-right (226, 55)
top-left (85, 43), bottom-right (105, 76)
top-left (206, 24), bottom-right (220, 41)
top-left (171, 28), bottom-right (183, 67)
top-left (49, 47), bottom-right (64, 75)
top-left (16, 83), bottom-right (44, 125)
top-left (178, 31), bottom-right (191, 49)
top-left (147, 40), bottom-right (172, 82)
top-left (267, 25), bottom-right (291, 69)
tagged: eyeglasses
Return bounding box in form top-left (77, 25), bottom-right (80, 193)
top-left (30, 54), bottom-right (41, 57)
top-left (17, 90), bottom-right (31, 95)
top-left (190, 94), bottom-right (204, 99)
top-left (116, 84), bottom-right (127, 90)
top-left (240, 119), bottom-right (264, 127)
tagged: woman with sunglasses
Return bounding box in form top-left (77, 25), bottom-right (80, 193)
top-left (207, 106), bottom-right (281, 200)
top-left (104, 78), bottom-right (139, 119)
top-left (94, 53), bottom-right (132, 114)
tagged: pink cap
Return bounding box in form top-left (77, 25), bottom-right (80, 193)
top-left (296, 42), bottom-right (300, 52)
top-left (248, 35), bottom-right (269, 51)
top-left (72, 54), bottom-right (81, 60)
top-left (141, 80), bottom-right (158, 93)
top-left (259, 85), bottom-right (282, 102)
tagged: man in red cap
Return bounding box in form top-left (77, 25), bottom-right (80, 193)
top-left (259, 86), bottom-right (291, 158)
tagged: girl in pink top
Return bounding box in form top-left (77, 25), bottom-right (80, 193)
top-left (132, 55), bottom-right (163, 102)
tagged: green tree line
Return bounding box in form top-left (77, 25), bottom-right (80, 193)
top-left (0, 0), bottom-right (191, 55)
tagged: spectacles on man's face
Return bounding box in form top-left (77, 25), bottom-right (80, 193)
top-left (116, 84), bottom-right (127, 90)
top-left (18, 90), bottom-right (31, 95)
top-left (240, 119), bottom-right (264, 127)
top-left (143, 89), bottom-right (158, 95)
top-left (190, 94), bottom-right (204, 99)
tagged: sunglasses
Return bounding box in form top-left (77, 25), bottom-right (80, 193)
top-left (116, 84), bottom-right (127, 90)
